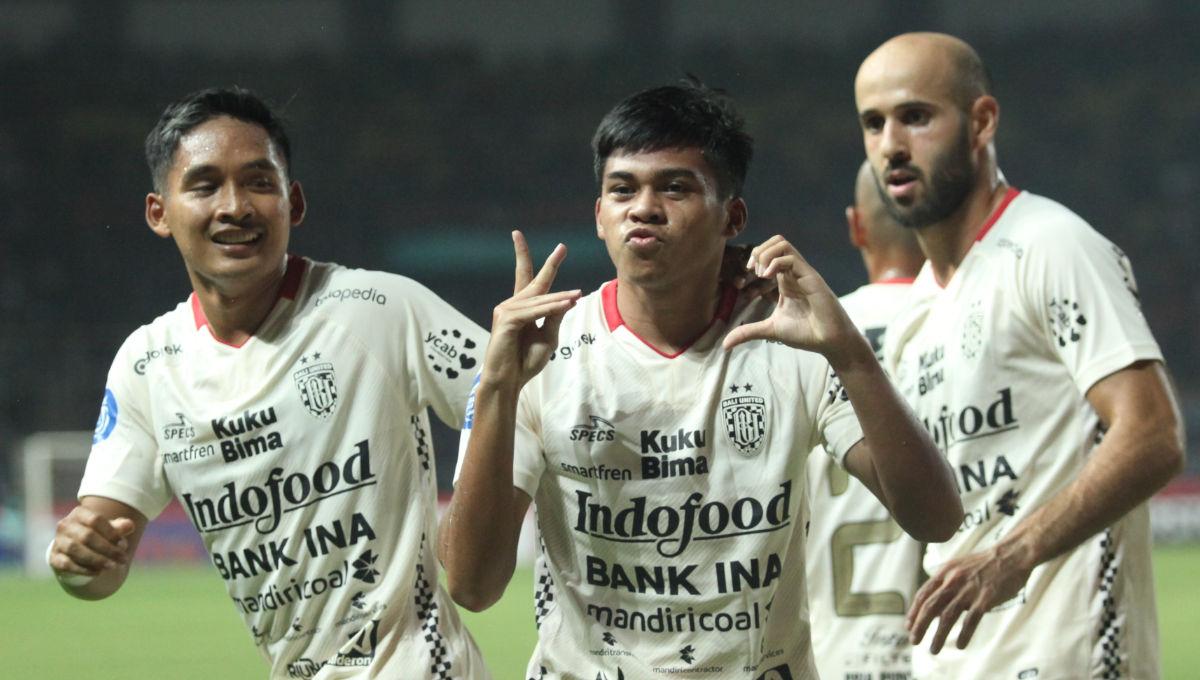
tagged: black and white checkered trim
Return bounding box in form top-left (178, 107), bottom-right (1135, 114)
top-left (1097, 529), bottom-right (1122, 679)
top-left (414, 533), bottom-right (452, 679)
top-left (533, 533), bottom-right (556, 630)
top-left (411, 415), bottom-right (432, 472)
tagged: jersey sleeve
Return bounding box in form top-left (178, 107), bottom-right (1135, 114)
top-left (802, 355), bottom-right (864, 468)
top-left (77, 334), bottom-right (173, 519)
top-left (1016, 218), bottom-right (1162, 393)
top-left (452, 376), bottom-right (546, 498)
top-left (377, 275), bottom-right (489, 429)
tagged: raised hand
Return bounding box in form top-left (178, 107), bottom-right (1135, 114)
top-left (722, 235), bottom-right (863, 364)
top-left (480, 231), bottom-right (581, 389)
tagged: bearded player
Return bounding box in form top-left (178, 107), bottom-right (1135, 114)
top-left (48, 88), bottom-right (491, 679)
top-left (440, 80), bottom-right (962, 679)
top-left (804, 160), bottom-right (925, 680)
top-left (855, 33), bottom-right (1184, 679)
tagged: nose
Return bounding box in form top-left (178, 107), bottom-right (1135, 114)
top-left (879, 117), bottom-right (911, 168)
top-left (629, 187), bottom-right (665, 224)
top-left (214, 183), bottom-right (254, 224)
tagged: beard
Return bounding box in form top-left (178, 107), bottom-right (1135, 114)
top-left (880, 119), bottom-right (976, 229)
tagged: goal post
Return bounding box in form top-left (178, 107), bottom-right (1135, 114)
top-left (21, 431), bottom-right (91, 577)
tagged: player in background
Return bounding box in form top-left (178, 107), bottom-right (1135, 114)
top-left (47, 87), bottom-right (492, 679)
top-left (805, 160), bottom-right (925, 680)
top-left (439, 80), bottom-right (962, 679)
top-left (855, 33), bottom-right (1185, 679)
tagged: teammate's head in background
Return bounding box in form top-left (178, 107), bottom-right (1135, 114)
top-left (854, 33), bottom-right (999, 230)
top-left (848, 161), bottom-right (924, 283)
top-left (142, 87), bottom-right (305, 297)
top-left (591, 79), bottom-right (752, 289)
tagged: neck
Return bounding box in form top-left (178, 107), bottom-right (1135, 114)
top-left (863, 255), bottom-right (922, 284)
top-left (190, 259), bottom-right (289, 345)
top-left (615, 273), bottom-right (723, 355)
top-left (916, 173), bottom-right (1009, 286)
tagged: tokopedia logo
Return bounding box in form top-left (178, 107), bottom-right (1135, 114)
top-left (574, 482), bottom-right (792, 557)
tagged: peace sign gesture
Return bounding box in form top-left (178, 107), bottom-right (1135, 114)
top-left (479, 231), bottom-right (582, 390)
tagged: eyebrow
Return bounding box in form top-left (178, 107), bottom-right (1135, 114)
top-left (179, 158), bottom-right (281, 185)
top-left (604, 167), bottom-right (702, 183)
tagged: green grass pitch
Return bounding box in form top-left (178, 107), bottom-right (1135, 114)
top-left (2, 545), bottom-right (1196, 678)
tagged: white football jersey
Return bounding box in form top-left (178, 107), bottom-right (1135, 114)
top-left (805, 278), bottom-right (922, 680)
top-left (81, 256), bottom-right (491, 679)
top-left (884, 189), bottom-right (1164, 680)
top-left (459, 281), bottom-right (864, 680)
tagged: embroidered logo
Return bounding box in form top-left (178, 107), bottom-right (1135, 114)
top-left (294, 352), bottom-right (339, 419)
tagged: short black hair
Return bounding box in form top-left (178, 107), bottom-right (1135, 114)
top-left (592, 78), bottom-right (754, 198)
top-left (145, 86), bottom-right (291, 193)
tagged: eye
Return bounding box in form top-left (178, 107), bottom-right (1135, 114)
top-left (189, 183), bottom-right (217, 195)
top-left (861, 115), bottom-right (884, 133)
top-left (901, 108), bottom-right (930, 125)
top-left (607, 184), bottom-right (634, 197)
top-left (665, 181), bottom-right (688, 194)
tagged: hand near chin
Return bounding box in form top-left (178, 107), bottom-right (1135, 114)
top-left (721, 235), bottom-right (863, 364)
top-left (480, 231), bottom-right (581, 390)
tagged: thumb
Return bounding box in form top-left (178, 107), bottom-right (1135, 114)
top-left (722, 319), bottom-right (772, 351)
top-left (111, 517), bottom-right (136, 537)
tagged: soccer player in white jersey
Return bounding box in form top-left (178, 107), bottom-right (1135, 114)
top-left (47, 88), bottom-right (492, 679)
top-left (854, 33), bottom-right (1186, 679)
top-left (805, 161), bottom-right (925, 680)
top-left (440, 80), bottom-right (962, 680)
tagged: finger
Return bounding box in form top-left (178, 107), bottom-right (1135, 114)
top-left (62, 536), bottom-right (121, 571)
top-left (928, 598), bottom-right (968, 654)
top-left (48, 549), bottom-right (100, 577)
top-left (746, 235), bottom-right (787, 273)
top-left (907, 578), bottom-right (945, 643)
top-left (512, 230), bottom-right (534, 294)
top-left (499, 296), bottom-right (580, 329)
top-left (722, 319), bottom-right (773, 351)
top-left (740, 277), bottom-right (777, 300)
top-left (526, 243), bottom-right (568, 294)
top-left (956, 604), bottom-right (986, 650)
top-left (60, 511), bottom-right (128, 563)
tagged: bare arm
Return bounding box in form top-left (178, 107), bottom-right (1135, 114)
top-left (837, 349), bottom-right (962, 542)
top-left (725, 235), bottom-right (962, 541)
top-left (909, 360), bottom-right (1184, 653)
top-left (438, 232), bottom-right (580, 611)
top-left (49, 496), bottom-right (148, 600)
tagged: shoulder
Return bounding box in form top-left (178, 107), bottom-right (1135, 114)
top-left (985, 190), bottom-right (1115, 263)
top-left (111, 297), bottom-right (194, 377)
top-left (304, 260), bottom-right (432, 310)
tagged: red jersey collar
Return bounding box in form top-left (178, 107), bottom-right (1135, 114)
top-left (974, 187), bottom-right (1021, 243)
top-left (601, 279), bottom-right (737, 359)
top-left (191, 254), bottom-right (307, 344)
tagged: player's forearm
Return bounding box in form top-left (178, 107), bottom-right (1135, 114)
top-left (439, 382), bottom-right (525, 611)
top-left (833, 344), bottom-right (963, 541)
top-left (993, 412), bottom-right (1184, 573)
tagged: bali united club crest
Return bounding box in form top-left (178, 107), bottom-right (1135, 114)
top-left (721, 389), bottom-right (766, 457)
top-left (294, 352), bottom-right (339, 419)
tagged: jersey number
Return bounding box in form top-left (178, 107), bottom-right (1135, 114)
top-left (827, 464), bottom-right (906, 617)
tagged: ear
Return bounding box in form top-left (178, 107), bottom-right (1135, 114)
top-left (145, 193), bottom-right (171, 239)
top-left (970, 95), bottom-right (1000, 151)
top-left (288, 180), bottom-right (307, 227)
top-left (722, 197), bottom-right (748, 238)
top-left (595, 196), bottom-right (605, 240)
top-left (847, 206), bottom-right (867, 249)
